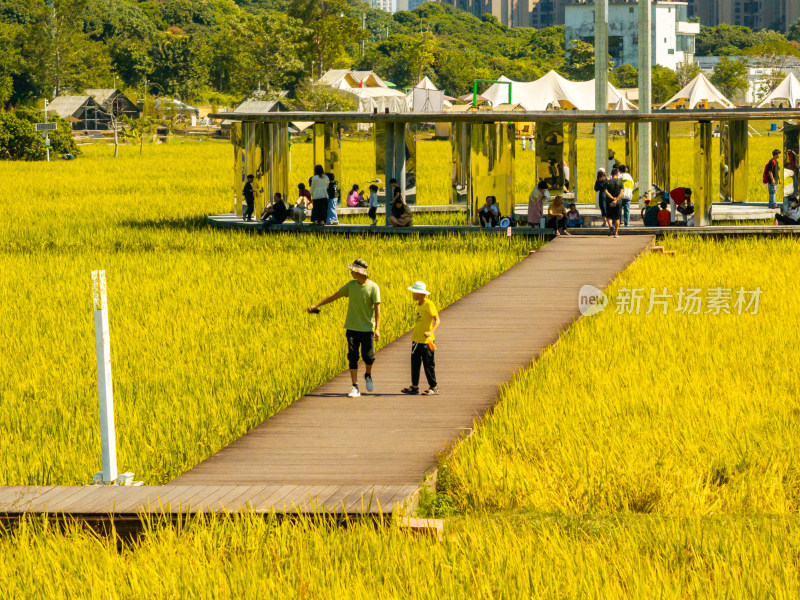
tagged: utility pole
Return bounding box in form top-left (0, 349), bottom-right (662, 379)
top-left (44, 99), bottom-right (50, 162)
top-left (638, 0), bottom-right (652, 208)
top-left (361, 12), bottom-right (366, 59)
top-left (594, 0), bottom-right (609, 174)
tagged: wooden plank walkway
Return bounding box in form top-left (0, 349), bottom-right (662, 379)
top-left (0, 236), bottom-right (654, 518)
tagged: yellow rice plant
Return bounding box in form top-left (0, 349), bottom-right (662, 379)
top-left (444, 236), bottom-right (800, 515)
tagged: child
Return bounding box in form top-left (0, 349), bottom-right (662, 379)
top-left (401, 282), bottom-right (440, 396)
top-left (368, 184), bottom-right (379, 226)
top-left (657, 201), bottom-right (672, 227)
top-left (566, 203), bottom-right (582, 228)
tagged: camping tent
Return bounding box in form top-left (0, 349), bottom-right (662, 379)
top-left (342, 86), bottom-right (408, 113)
top-left (756, 73), bottom-right (800, 108)
top-left (482, 71), bottom-right (634, 111)
top-left (317, 69), bottom-right (388, 89)
top-left (659, 73), bottom-right (735, 109)
top-left (406, 77), bottom-right (448, 112)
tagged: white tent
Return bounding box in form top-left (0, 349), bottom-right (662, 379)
top-left (406, 77), bottom-right (450, 112)
top-left (342, 86), bottom-right (408, 113)
top-left (659, 73), bottom-right (735, 109)
top-left (611, 95), bottom-right (636, 111)
top-left (756, 73), bottom-right (800, 108)
top-left (482, 71), bottom-right (634, 111)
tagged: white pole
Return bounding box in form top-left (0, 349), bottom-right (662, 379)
top-left (44, 99), bottom-right (50, 163)
top-left (594, 0), bottom-right (609, 174)
top-left (92, 270), bottom-right (117, 483)
top-left (638, 0), bottom-right (653, 208)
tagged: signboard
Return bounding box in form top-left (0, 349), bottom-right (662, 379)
top-left (36, 123), bottom-right (57, 132)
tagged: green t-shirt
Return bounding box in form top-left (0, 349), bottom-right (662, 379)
top-left (339, 279), bottom-right (381, 332)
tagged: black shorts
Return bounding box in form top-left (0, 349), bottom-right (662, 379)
top-left (606, 204), bottom-right (621, 220)
top-left (368, 206), bottom-right (377, 220)
top-left (346, 330), bottom-right (375, 369)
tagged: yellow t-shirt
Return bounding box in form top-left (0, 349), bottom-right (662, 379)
top-left (412, 299), bottom-right (438, 344)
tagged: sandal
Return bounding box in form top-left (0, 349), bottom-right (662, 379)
top-left (401, 386), bottom-right (419, 395)
top-left (421, 388), bottom-right (439, 395)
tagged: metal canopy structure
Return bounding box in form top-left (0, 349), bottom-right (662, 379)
top-left (211, 109), bottom-right (800, 124)
top-left (216, 109), bottom-right (800, 228)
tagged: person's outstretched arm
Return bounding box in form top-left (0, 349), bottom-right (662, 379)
top-left (373, 303), bottom-right (381, 340)
top-left (308, 291), bottom-right (344, 313)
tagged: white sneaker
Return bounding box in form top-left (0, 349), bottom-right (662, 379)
top-left (365, 374), bottom-right (374, 392)
top-left (348, 385), bottom-right (361, 398)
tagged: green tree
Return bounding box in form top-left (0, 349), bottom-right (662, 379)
top-left (0, 111), bottom-right (45, 160)
top-left (288, 0), bottom-right (364, 78)
top-left (675, 60), bottom-right (701, 88)
top-left (789, 18), bottom-right (800, 43)
top-left (710, 56), bottom-right (748, 101)
top-left (293, 81), bottom-right (357, 111)
top-left (561, 40), bottom-right (597, 82)
top-left (433, 45), bottom-right (491, 97)
top-left (148, 31), bottom-right (205, 99)
top-left (15, 105), bottom-right (78, 156)
top-left (651, 64), bottom-right (679, 105)
top-left (611, 64), bottom-right (637, 89)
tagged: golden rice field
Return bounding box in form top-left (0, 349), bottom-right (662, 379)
top-left (0, 140), bottom-right (540, 486)
top-left (442, 235), bottom-right (800, 516)
top-left (2, 138), bottom-right (800, 598)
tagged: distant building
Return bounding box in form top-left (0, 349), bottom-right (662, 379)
top-left (565, 1), bottom-right (699, 70)
top-left (85, 89), bottom-right (140, 120)
top-left (685, 0), bottom-right (799, 31)
top-left (46, 96), bottom-right (111, 131)
top-left (371, 0), bottom-right (397, 12)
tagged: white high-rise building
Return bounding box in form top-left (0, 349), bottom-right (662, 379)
top-left (372, 0), bottom-right (397, 12)
top-left (565, 1), bottom-right (700, 70)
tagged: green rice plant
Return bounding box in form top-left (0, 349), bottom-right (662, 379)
top-left (443, 236), bottom-right (800, 515)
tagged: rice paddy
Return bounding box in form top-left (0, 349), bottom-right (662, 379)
top-left (2, 136), bottom-right (799, 597)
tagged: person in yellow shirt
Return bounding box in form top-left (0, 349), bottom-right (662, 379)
top-left (402, 282), bottom-right (440, 396)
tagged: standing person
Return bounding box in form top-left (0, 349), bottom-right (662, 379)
top-left (326, 172), bottom-right (340, 225)
top-left (367, 184), bottom-right (379, 226)
top-left (764, 149), bottom-right (782, 209)
top-left (402, 282), bottom-right (440, 396)
top-left (307, 259), bottom-right (381, 398)
top-left (595, 169), bottom-right (609, 229)
top-left (242, 174), bottom-right (255, 221)
top-left (547, 195), bottom-right (569, 236)
top-left (528, 181), bottom-right (549, 227)
top-left (309, 165), bottom-right (329, 225)
top-left (604, 168), bottom-right (623, 237)
top-left (562, 160), bottom-right (570, 193)
top-left (618, 164), bottom-right (634, 227)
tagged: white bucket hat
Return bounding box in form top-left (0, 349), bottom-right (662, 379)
top-left (347, 259), bottom-right (368, 276)
top-left (407, 281), bottom-right (430, 295)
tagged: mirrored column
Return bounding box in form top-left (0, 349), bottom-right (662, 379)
top-left (694, 120), bottom-right (712, 226)
top-left (469, 122), bottom-right (515, 224)
top-left (535, 121), bottom-right (565, 193)
top-left (652, 121), bottom-right (670, 194)
top-left (720, 120), bottom-right (749, 203)
top-left (565, 123), bottom-right (578, 198)
top-left (783, 121), bottom-right (800, 205)
top-left (625, 122), bottom-right (639, 185)
top-left (231, 122), bottom-right (242, 215)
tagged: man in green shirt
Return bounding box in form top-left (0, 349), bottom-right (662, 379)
top-left (308, 259), bottom-right (381, 398)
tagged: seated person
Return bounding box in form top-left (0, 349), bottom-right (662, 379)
top-left (776, 200), bottom-right (800, 225)
top-left (261, 192), bottom-right (289, 226)
top-left (297, 182), bottom-right (312, 205)
top-left (641, 198), bottom-right (660, 226)
top-left (291, 194), bottom-right (310, 223)
top-left (657, 201), bottom-right (672, 226)
top-left (479, 197), bottom-right (499, 227)
top-left (346, 184), bottom-right (362, 208)
top-left (389, 197), bottom-right (413, 227)
top-left (547, 195), bottom-right (569, 236)
top-left (676, 197), bottom-right (694, 225)
top-left (566, 203), bottom-right (582, 227)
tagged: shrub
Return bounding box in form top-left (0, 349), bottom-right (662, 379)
top-left (0, 111), bottom-right (44, 160)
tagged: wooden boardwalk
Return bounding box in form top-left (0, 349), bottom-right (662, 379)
top-left (0, 236), bottom-right (654, 518)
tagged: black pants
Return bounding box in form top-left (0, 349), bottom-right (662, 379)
top-left (547, 215), bottom-right (566, 231)
top-left (262, 214), bottom-right (285, 226)
top-left (368, 206), bottom-right (377, 221)
top-left (776, 214), bottom-right (800, 225)
top-left (310, 198), bottom-right (327, 224)
top-left (411, 342), bottom-right (436, 388)
top-left (346, 330), bottom-right (375, 370)
top-left (243, 198), bottom-right (254, 219)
